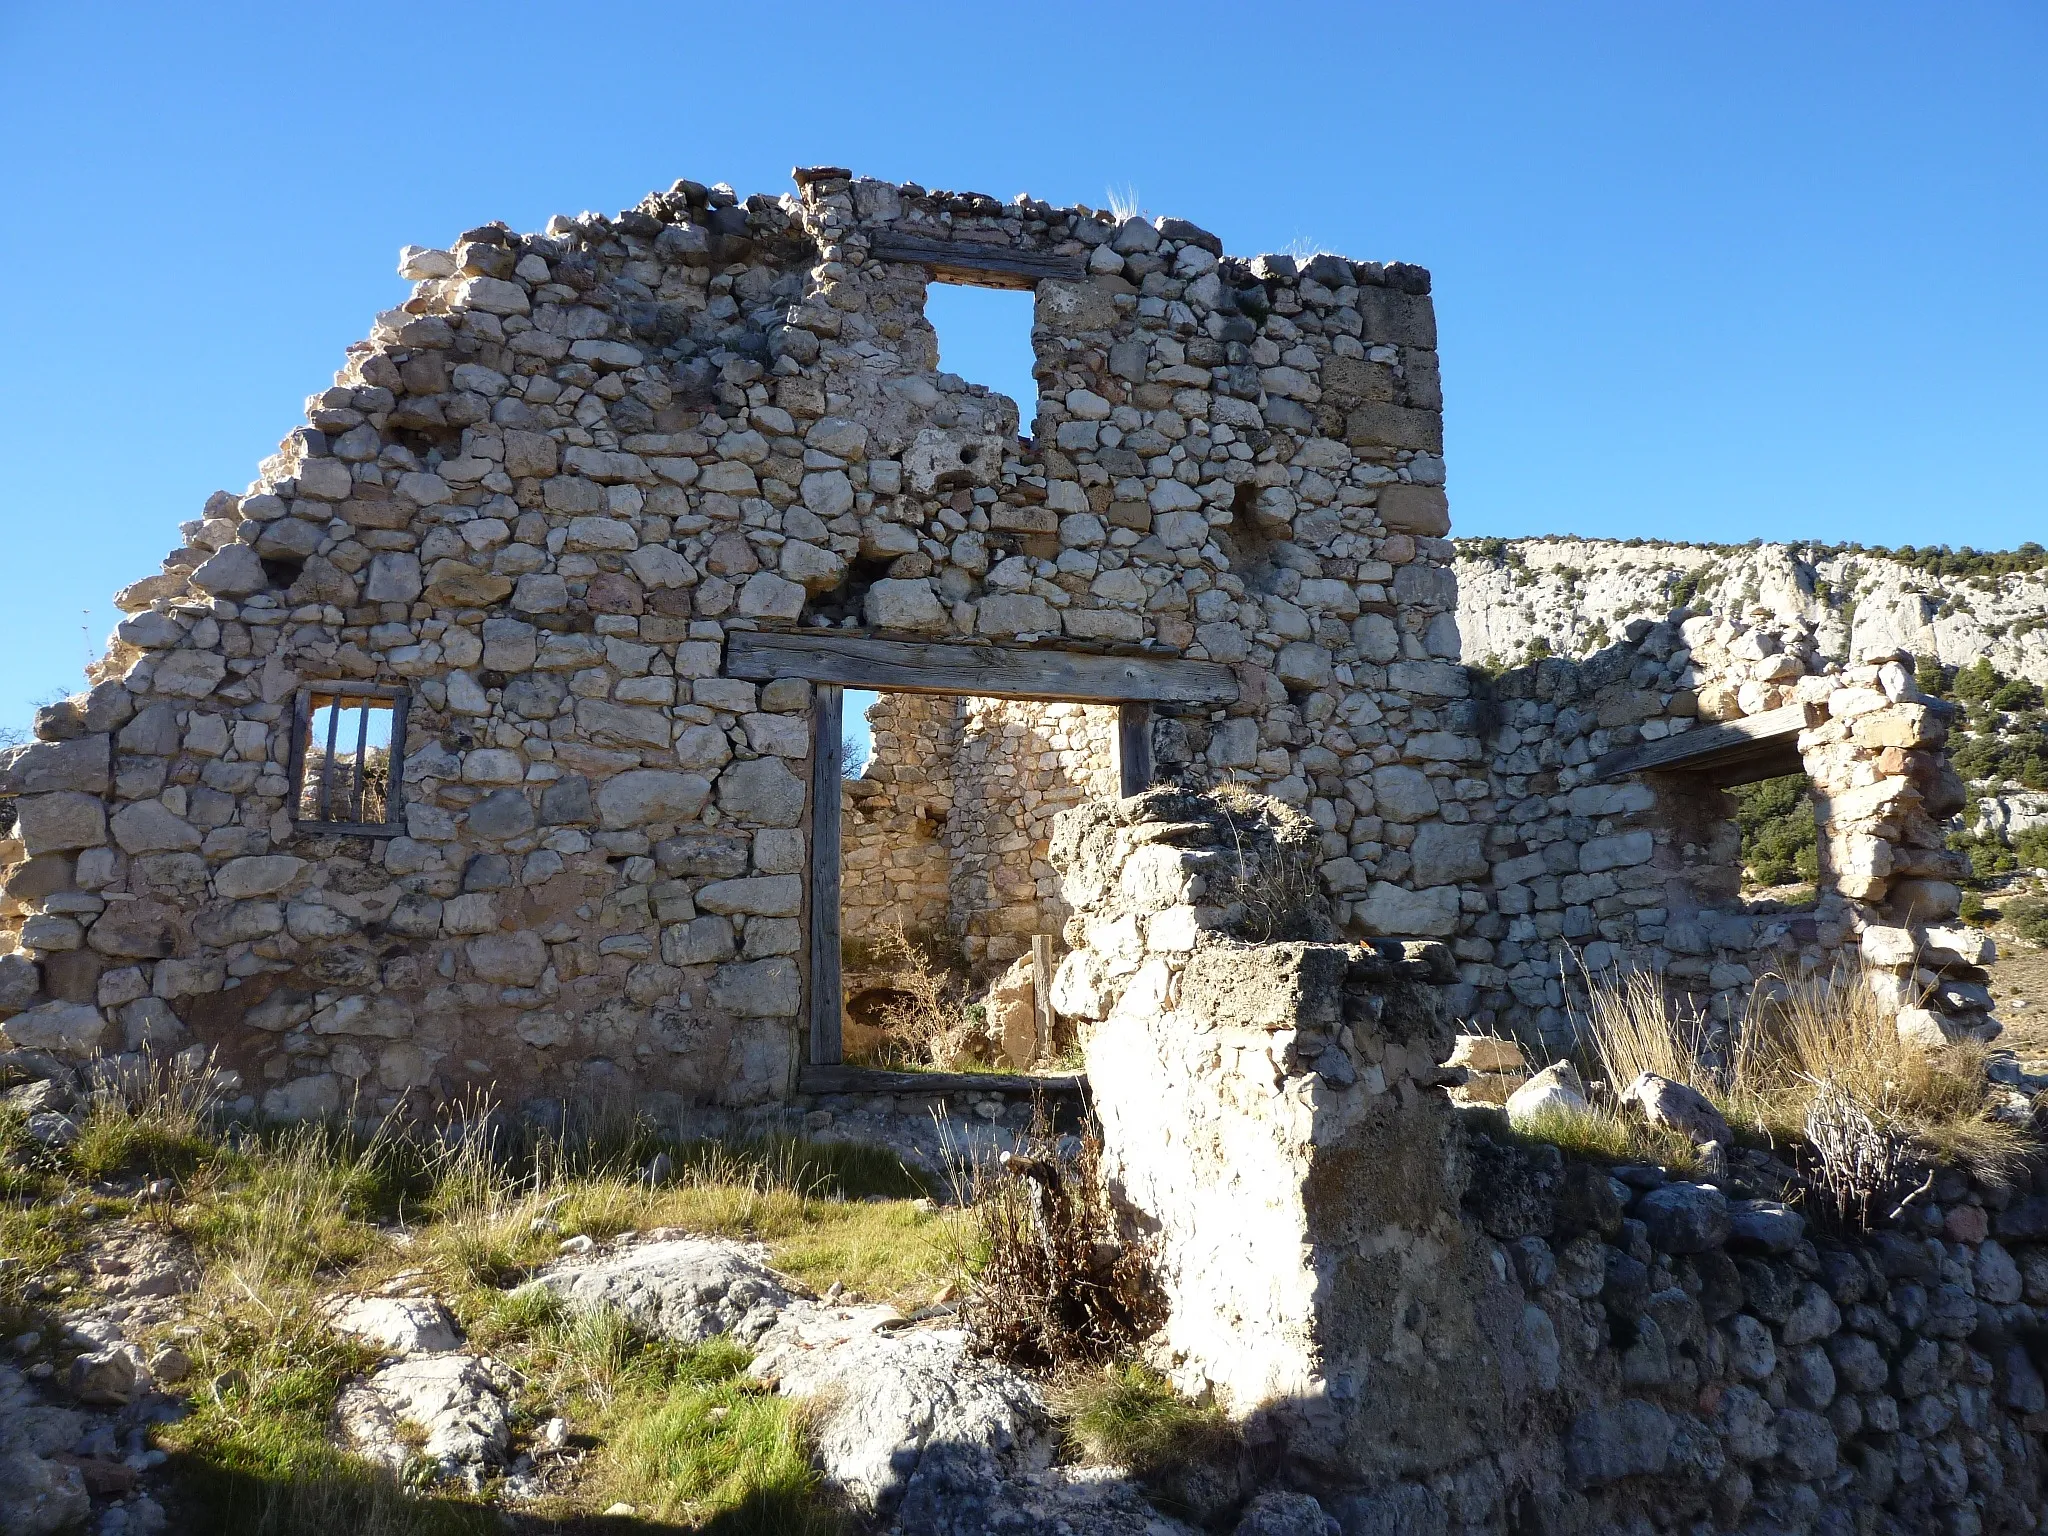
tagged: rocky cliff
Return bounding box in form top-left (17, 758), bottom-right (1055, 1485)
top-left (1456, 539), bottom-right (2048, 684)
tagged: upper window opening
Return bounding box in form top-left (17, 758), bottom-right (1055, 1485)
top-left (923, 284), bottom-right (1039, 438)
top-left (292, 686), bottom-right (409, 834)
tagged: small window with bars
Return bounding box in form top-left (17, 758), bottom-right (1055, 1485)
top-left (289, 685), bottom-right (410, 835)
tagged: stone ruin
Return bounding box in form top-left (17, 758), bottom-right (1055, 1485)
top-left (0, 166), bottom-right (1455, 1126)
top-left (0, 159), bottom-right (2006, 1141)
top-left (1057, 788), bottom-right (2048, 1532)
top-left (0, 162), bottom-right (2038, 1530)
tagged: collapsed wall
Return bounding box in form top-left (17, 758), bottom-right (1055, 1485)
top-left (1464, 611), bottom-right (1995, 1058)
top-left (1061, 789), bottom-right (2048, 1534)
top-left (0, 168), bottom-right (1459, 1124)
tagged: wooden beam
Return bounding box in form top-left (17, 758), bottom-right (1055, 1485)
top-left (726, 632), bottom-right (1238, 706)
top-left (1589, 702), bottom-right (1819, 784)
top-left (798, 1065), bottom-right (1087, 1097)
top-left (1030, 934), bottom-right (1055, 1064)
top-left (868, 233), bottom-right (1086, 289)
top-left (807, 685), bottom-right (844, 1067)
top-left (1118, 701), bottom-right (1153, 796)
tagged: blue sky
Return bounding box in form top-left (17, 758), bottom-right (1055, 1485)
top-left (3, 2), bottom-right (2045, 734)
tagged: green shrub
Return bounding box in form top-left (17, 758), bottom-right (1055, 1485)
top-left (2008, 898), bottom-right (2048, 945)
top-left (1729, 774), bottom-right (1819, 886)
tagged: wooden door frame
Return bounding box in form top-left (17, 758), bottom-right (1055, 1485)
top-left (725, 632), bottom-right (1236, 1070)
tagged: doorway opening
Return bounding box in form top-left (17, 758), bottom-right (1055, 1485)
top-left (838, 690), bottom-right (1119, 1073)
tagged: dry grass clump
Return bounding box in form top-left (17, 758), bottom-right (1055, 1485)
top-left (1511, 1102), bottom-right (1705, 1177)
top-left (1578, 967), bottom-right (1720, 1095)
top-left (1048, 1361), bottom-right (1233, 1475)
top-left (1208, 781), bottom-right (1330, 942)
top-left (1558, 964), bottom-right (2032, 1216)
top-left (1731, 976), bottom-right (2029, 1183)
top-left (69, 1049), bottom-right (225, 1180)
top-left (950, 1112), bottom-right (1161, 1370)
top-left (860, 922), bottom-right (994, 1071)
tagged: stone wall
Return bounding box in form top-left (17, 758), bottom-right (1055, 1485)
top-left (842, 691), bottom-right (958, 957)
top-left (1459, 611), bottom-right (1992, 1057)
top-left (841, 692), bottom-right (1116, 980)
top-left (0, 168), bottom-right (1462, 1122)
top-left (1063, 788), bottom-right (2048, 1533)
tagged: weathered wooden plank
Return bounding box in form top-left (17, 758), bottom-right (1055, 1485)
top-left (1117, 702), bottom-right (1153, 796)
top-left (798, 1065), bottom-right (1087, 1097)
top-left (807, 685), bottom-right (844, 1067)
top-left (1030, 934), bottom-right (1055, 1063)
top-left (1590, 702), bottom-right (1818, 784)
top-left (868, 233), bottom-right (1086, 288)
top-left (726, 632), bottom-right (1238, 706)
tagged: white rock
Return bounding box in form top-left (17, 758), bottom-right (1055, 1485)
top-left (1506, 1061), bottom-right (1592, 1124)
top-left (539, 1237), bottom-right (803, 1345)
top-left (324, 1295), bottom-right (461, 1355)
top-left (335, 1352), bottom-right (511, 1487)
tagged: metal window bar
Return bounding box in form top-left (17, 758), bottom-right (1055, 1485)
top-left (351, 698), bottom-right (371, 822)
top-left (296, 686), bottom-right (407, 830)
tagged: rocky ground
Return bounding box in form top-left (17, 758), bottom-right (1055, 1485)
top-left (0, 1078), bottom-right (1345, 1536)
top-left (1986, 921), bottom-right (2048, 1059)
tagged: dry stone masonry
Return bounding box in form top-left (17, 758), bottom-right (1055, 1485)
top-left (0, 167), bottom-right (1459, 1123)
top-left (1059, 788), bottom-right (2048, 1535)
top-left (1464, 612), bottom-right (1998, 1059)
top-left (841, 692), bottom-right (1118, 980)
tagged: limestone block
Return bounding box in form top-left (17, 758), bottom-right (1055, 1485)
top-left (189, 544), bottom-right (269, 597)
top-left (1371, 765), bottom-right (1438, 823)
top-left (1580, 831), bottom-right (1653, 874)
top-left (1352, 881), bottom-right (1460, 938)
top-left (1897, 1007), bottom-right (1968, 1052)
top-left (1, 1000), bottom-right (107, 1057)
top-left (596, 770), bottom-right (713, 829)
top-left (15, 793), bottom-right (108, 855)
top-left (0, 735), bottom-right (111, 796)
top-left (1506, 1060), bottom-right (1591, 1124)
top-left (150, 651), bottom-right (228, 698)
top-left (1410, 822), bottom-right (1488, 883)
top-left (1859, 925), bottom-right (1917, 972)
top-left (365, 553), bottom-right (423, 603)
top-left (1889, 879), bottom-right (1961, 924)
top-left (717, 758), bottom-right (805, 827)
top-left (85, 901), bottom-right (176, 959)
top-left (1447, 1035), bottom-right (1527, 1072)
top-left (737, 571), bottom-right (806, 620)
top-left (986, 957), bottom-right (1038, 1070)
top-left (1619, 1072), bottom-right (1732, 1146)
top-left (662, 916), bottom-right (736, 967)
top-left (467, 932), bottom-right (547, 986)
top-left (695, 876), bottom-right (802, 917)
top-left (708, 957), bottom-right (800, 1017)
top-left (977, 594), bottom-right (1059, 636)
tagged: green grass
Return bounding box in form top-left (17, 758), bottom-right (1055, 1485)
top-left (1047, 1362), bottom-right (1233, 1477)
top-left (1, 1082), bottom-right (947, 1529)
top-left (1510, 1104), bottom-right (1706, 1175)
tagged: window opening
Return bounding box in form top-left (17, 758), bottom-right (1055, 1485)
top-left (923, 284), bottom-right (1039, 437)
top-left (291, 685), bottom-right (409, 834)
top-left (1730, 771), bottom-right (1819, 902)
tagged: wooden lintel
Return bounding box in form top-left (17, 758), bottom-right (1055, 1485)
top-left (726, 632), bottom-right (1238, 706)
top-left (798, 1065), bottom-right (1087, 1097)
top-left (868, 233), bottom-right (1086, 289)
top-left (1589, 702), bottom-right (1820, 784)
